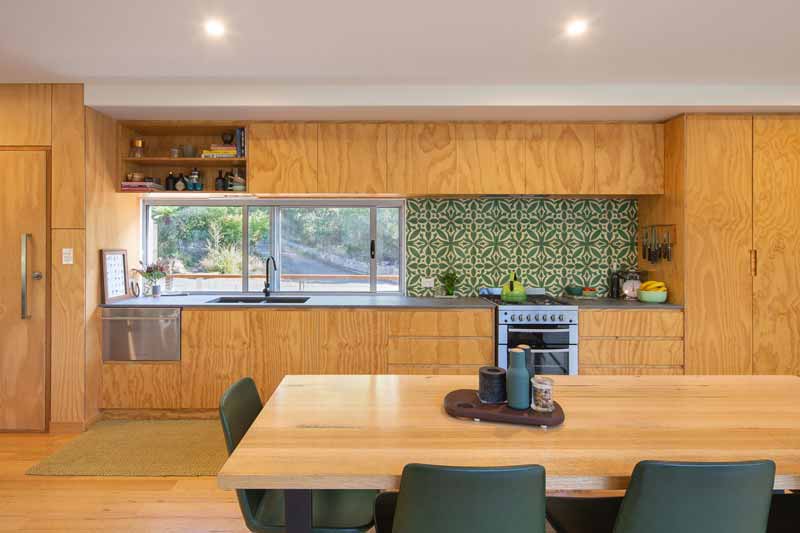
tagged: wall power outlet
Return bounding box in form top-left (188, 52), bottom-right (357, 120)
top-left (421, 277), bottom-right (435, 288)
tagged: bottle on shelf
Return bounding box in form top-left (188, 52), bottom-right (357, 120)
top-left (165, 171), bottom-right (177, 191)
top-left (215, 170), bottom-right (226, 191)
top-left (174, 173), bottom-right (187, 192)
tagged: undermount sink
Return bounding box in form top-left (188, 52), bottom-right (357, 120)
top-left (263, 296), bottom-right (310, 303)
top-left (206, 296), bottom-right (310, 304)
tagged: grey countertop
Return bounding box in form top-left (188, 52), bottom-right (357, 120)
top-left (562, 296), bottom-right (683, 310)
top-left (100, 294), bottom-right (495, 309)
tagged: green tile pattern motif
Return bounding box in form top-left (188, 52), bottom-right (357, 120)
top-left (406, 198), bottom-right (638, 297)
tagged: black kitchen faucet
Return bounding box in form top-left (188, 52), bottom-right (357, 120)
top-left (263, 256), bottom-right (277, 297)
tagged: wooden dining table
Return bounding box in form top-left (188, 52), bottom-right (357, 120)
top-left (218, 374), bottom-right (800, 533)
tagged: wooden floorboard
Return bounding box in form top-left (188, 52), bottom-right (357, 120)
top-left (0, 432), bottom-right (248, 532)
top-left (0, 431), bottom-right (554, 532)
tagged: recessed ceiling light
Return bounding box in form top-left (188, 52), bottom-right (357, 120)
top-left (204, 19), bottom-right (225, 38)
top-left (565, 19), bottom-right (588, 37)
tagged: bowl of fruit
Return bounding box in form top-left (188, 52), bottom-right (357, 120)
top-left (638, 281), bottom-right (668, 303)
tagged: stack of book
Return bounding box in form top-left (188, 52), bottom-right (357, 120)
top-left (121, 181), bottom-right (164, 192)
top-left (201, 144), bottom-right (238, 159)
top-left (201, 127), bottom-right (247, 158)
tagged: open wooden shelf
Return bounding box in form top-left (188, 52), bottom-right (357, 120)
top-left (118, 120), bottom-right (248, 193)
top-left (123, 157), bottom-right (246, 167)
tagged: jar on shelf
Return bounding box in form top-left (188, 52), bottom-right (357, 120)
top-left (531, 376), bottom-right (554, 412)
top-left (129, 138), bottom-right (144, 158)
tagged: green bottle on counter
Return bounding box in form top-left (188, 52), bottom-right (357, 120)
top-left (506, 348), bottom-right (530, 410)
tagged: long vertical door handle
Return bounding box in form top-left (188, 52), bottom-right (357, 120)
top-left (21, 233), bottom-right (31, 319)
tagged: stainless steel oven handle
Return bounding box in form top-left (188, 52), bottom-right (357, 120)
top-left (529, 348), bottom-right (571, 353)
top-left (508, 328), bottom-right (571, 333)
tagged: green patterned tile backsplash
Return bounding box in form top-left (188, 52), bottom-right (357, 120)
top-left (405, 198), bottom-right (639, 297)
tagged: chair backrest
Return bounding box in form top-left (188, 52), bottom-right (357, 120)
top-left (219, 377), bottom-right (266, 530)
top-left (391, 463), bottom-right (546, 533)
top-left (219, 377), bottom-right (263, 455)
top-left (613, 460), bottom-right (776, 533)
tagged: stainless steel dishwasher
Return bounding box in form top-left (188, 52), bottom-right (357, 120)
top-left (102, 307), bottom-right (181, 361)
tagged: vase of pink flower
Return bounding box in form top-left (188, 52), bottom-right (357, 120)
top-left (136, 261), bottom-right (168, 297)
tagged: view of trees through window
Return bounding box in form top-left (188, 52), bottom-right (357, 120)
top-left (146, 202), bottom-right (401, 293)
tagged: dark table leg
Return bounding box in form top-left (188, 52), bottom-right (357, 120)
top-left (285, 489), bottom-right (313, 533)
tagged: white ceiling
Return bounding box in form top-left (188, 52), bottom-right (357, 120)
top-left (3, 0), bottom-right (800, 119)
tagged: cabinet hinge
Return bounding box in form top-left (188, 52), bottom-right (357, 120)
top-left (750, 249), bottom-right (758, 277)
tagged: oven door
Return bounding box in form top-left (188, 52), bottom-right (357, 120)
top-left (497, 344), bottom-right (578, 375)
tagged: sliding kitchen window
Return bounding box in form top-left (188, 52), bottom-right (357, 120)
top-left (143, 199), bottom-right (404, 294)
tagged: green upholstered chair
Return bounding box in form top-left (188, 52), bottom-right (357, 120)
top-left (767, 492), bottom-right (800, 533)
top-left (219, 377), bottom-right (377, 533)
top-left (374, 463), bottom-right (546, 533)
top-left (547, 460), bottom-right (776, 533)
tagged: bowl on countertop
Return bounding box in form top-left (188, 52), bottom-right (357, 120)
top-left (637, 289), bottom-right (668, 303)
top-left (564, 286), bottom-right (583, 297)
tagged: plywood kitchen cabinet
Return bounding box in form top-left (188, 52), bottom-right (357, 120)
top-left (249, 309), bottom-right (319, 398)
top-left (684, 116), bottom-right (753, 374)
top-left (578, 309), bottom-right (685, 375)
top-left (0, 84), bottom-right (51, 146)
top-left (386, 309), bottom-right (494, 374)
top-left (456, 123), bottom-right (526, 195)
top-left (595, 123), bottom-right (664, 194)
top-left (753, 116), bottom-right (800, 375)
top-left (102, 363), bottom-right (181, 409)
top-left (316, 309), bottom-right (388, 374)
top-left (180, 310), bottom-right (252, 408)
top-left (318, 123), bottom-right (388, 193)
top-left (248, 122), bottom-right (318, 193)
top-left (526, 123), bottom-right (596, 194)
top-left (387, 122), bottom-right (457, 195)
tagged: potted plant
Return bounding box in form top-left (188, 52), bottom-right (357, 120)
top-left (437, 270), bottom-right (461, 298)
top-left (135, 260), bottom-right (168, 297)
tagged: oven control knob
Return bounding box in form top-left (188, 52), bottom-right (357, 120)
top-left (534, 314), bottom-right (540, 321)
top-left (550, 314), bottom-right (557, 321)
top-left (558, 314), bottom-right (565, 322)
top-left (526, 314), bottom-right (532, 322)
top-left (541, 314), bottom-right (547, 321)
top-left (509, 314), bottom-right (515, 322)
top-left (518, 314), bottom-right (526, 322)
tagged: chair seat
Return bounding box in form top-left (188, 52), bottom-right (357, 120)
top-left (768, 492), bottom-right (800, 533)
top-left (255, 489), bottom-right (377, 532)
top-left (546, 496), bottom-right (622, 533)
top-left (373, 491), bottom-right (399, 533)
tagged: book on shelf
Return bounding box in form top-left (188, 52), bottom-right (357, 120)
top-left (121, 181), bottom-right (164, 191)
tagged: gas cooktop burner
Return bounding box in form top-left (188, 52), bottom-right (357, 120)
top-left (481, 294), bottom-right (570, 306)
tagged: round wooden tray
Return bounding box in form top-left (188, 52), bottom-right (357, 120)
top-left (444, 389), bottom-right (565, 428)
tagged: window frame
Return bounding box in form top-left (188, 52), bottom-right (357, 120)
top-left (141, 197), bottom-right (406, 295)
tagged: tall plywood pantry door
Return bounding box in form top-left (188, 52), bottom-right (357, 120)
top-left (753, 117), bottom-right (800, 374)
top-left (0, 151), bottom-right (47, 430)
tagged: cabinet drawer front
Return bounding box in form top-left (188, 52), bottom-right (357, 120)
top-left (388, 364), bottom-right (483, 375)
top-left (580, 366), bottom-right (684, 376)
top-left (388, 337), bottom-right (494, 365)
top-left (580, 310), bottom-right (684, 337)
top-left (388, 309), bottom-right (494, 337)
top-left (102, 363), bottom-right (181, 409)
top-left (581, 339), bottom-right (684, 366)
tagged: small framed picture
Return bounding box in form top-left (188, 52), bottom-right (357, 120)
top-left (101, 249), bottom-right (130, 303)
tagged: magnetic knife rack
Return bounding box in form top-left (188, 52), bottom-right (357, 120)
top-left (640, 224), bottom-right (676, 264)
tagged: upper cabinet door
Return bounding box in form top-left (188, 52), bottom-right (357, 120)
top-left (595, 123), bottom-right (664, 195)
top-left (456, 123), bottom-right (526, 195)
top-left (387, 123), bottom-right (457, 195)
top-left (318, 123), bottom-right (387, 194)
top-left (753, 117), bottom-right (800, 375)
top-left (248, 123), bottom-right (318, 194)
top-left (526, 123), bottom-right (595, 195)
top-left (0, 85), bottom-right (51, 146)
